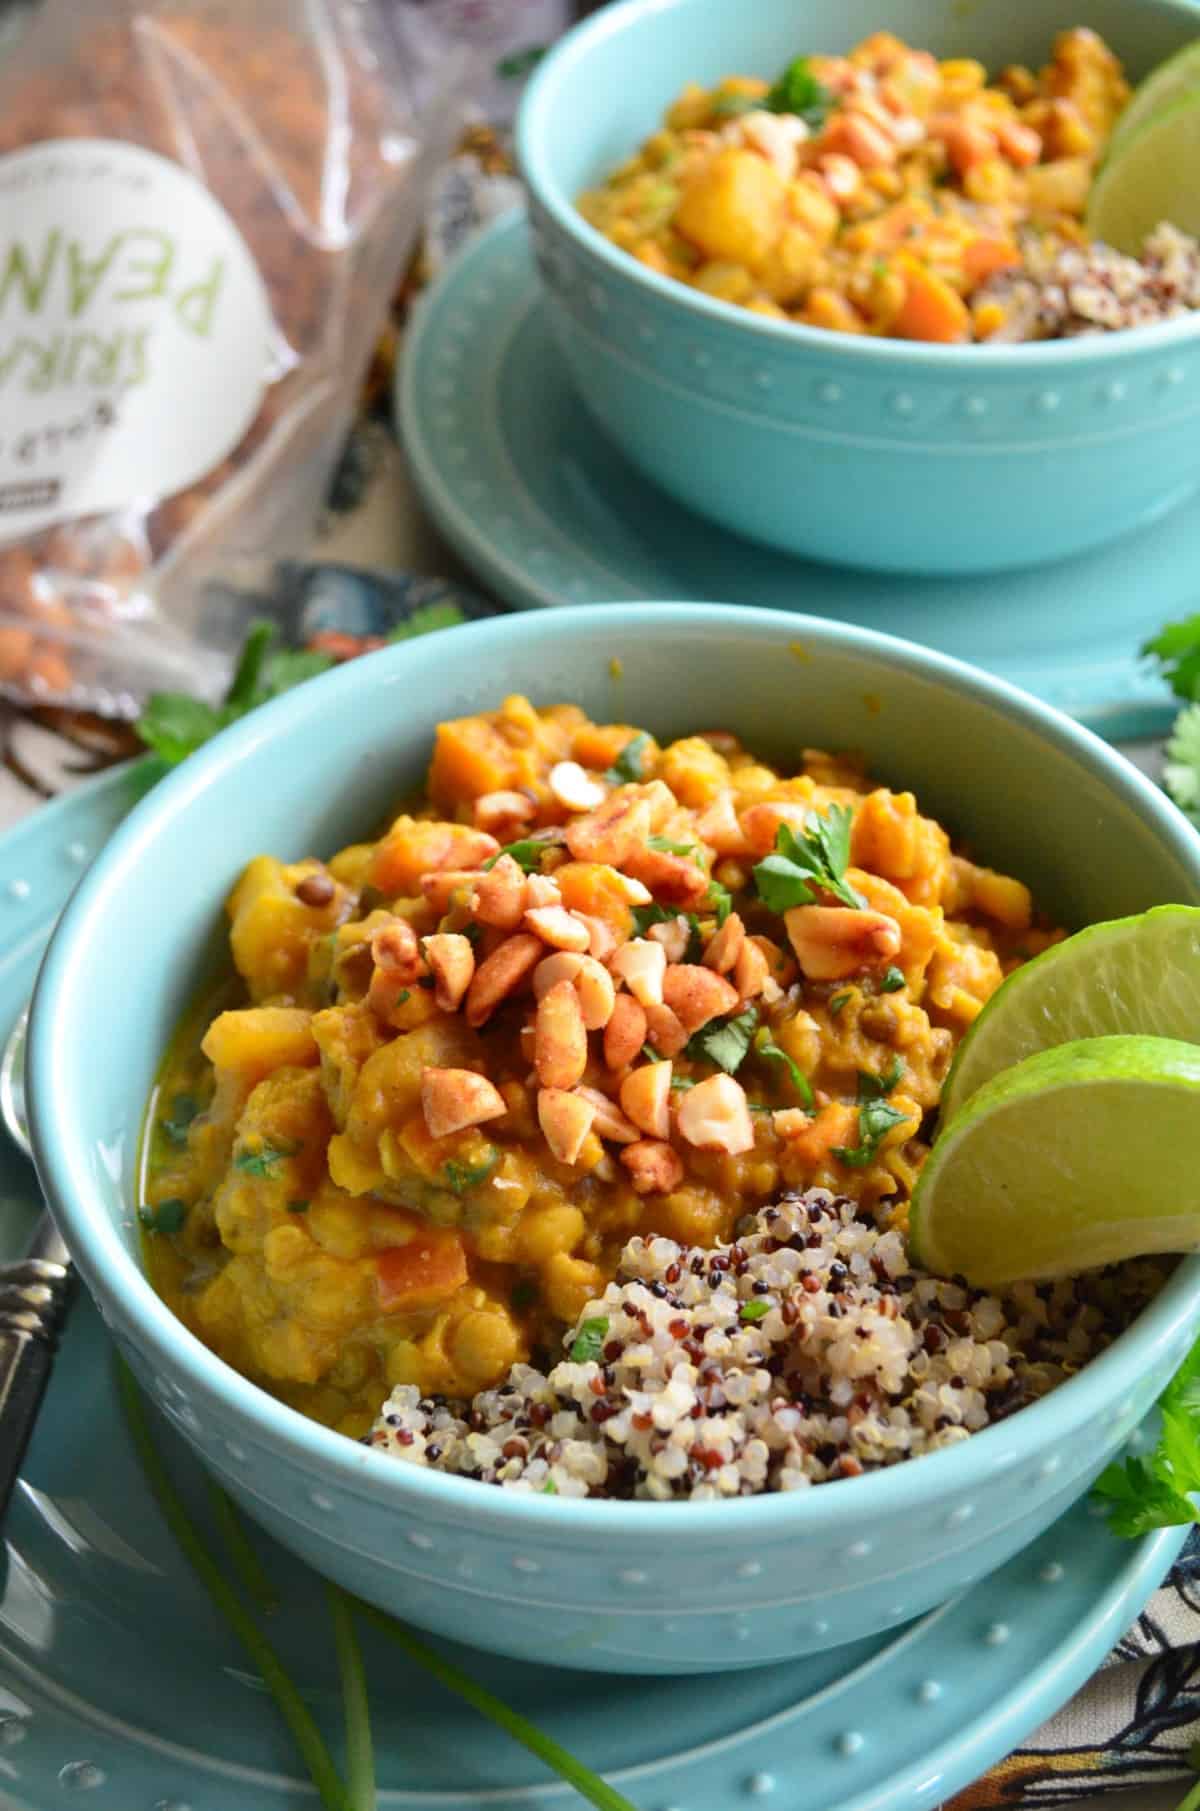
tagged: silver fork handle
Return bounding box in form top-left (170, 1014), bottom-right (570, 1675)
top-left (0, 1226), bottom-right (74, 1521)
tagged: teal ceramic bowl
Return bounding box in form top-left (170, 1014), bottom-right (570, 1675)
top-left (517, 0), bottom-right (1200, 576)
top-left (27, 604), bottom-right (1200, 1674)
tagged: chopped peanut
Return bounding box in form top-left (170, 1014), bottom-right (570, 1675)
top-left (534, 951), bottom-right (615, 1030)
top-left (370, 919), bottom-right (425, 983)
top-left (604, 993), bottom-right (648, 1069)
top-left (661, 963), bottom-right (740, 1034)
top-left (619, 1060), bottom-right (673, 1139)
top-left (525, 904), bottom-right (591, 952)
top-left (473, 790), bottom-right (536, 839)
top-left (465, 933), bottom-right (543, 1027)
top-left (647, 915), bottom-right (692, 962)
top-left (472, 854), bottom-right (527, 930)
top-left (620, 1139), bottom-right (685, 1195)
top-left (676, 1074), bottom-right (756, 1155)
top-left (704, 911), bottom-right (745, 975)
top-left (694, 791), bottom-right (752, 856)
top-left (535, 980), bottom-right (588, 1090)
top-left (537, 1087), bottom-right (596, 1164)
top-left (574, 1085), bottom-right (640, 1143)
top-left (611, 937), bottom-right (667, 1007)
top-left (565, 791), bottom-right (653, 866)
top-left (421, 1067), bottom-right (506, 1140)
top-left (549, 760), bottom-right (607, 812)
top-left (784, 906), bottom-right (902, 980)
top-left (420, 868), bottom-right (483, 914)
top-left (422, 933), bottom-right (475, 1012)
top-left (643, 1001), bottom-right (689, 1058)
top-left (524, 873), bottom-right (564, 910)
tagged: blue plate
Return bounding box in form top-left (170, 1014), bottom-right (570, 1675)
top-left (398, 210), bottom-right (1186, 742)
top-left (0, 764), bottom-right (1188, 1808)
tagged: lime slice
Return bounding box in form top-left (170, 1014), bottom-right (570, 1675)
top-left (1087, 91), bottom-right (1200, 252)
top-left (910, 1035), bottom-right (1200, 1286)
top-left (1107, 39), bottom-right (1200, 161)
top-left (941, 905), bottom-right (1200, 1122)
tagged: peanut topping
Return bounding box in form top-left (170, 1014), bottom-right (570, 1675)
top-left (623, 846), bottom-right (709, 906)
top-left (703, 911), bottom-right (745, 975)
top-left (537, 1087), bottom-right (596, 1165)
top-left (575, 912), bottom-right (618, 960)
top-left (564, 791), bottom-right (652, 866)
top-left (471, 853), bottom-right (527, 930)
top-left (647, 915), bottom-right (692, 962)
top-left (524, 873), bottom-right (564, 910)
top-left (739, 800), bottom-right (814, 857)
top-left (732, 936), bottom-right (770, 1001)
top-left (421, 1067), bottom-right (507, 1141)
top-left (464, 933), bottom-right (543, 1027)
top-left (534, 980), bottom-right (588, 1090)
top-left (534, 952), bottom-right (615, 1030)
top-left (420, 868), bottom-right (483, 913)
top-left (620, 1138), bottom-right (684, 1195)
top-left (574, 1085), bottom-right (640, 1144)
top-left (619, 1060), bottom-right (672, 1139)
top-left (548, 760), bottom-right (607, 813)
top-left (643, 1001), bottom-right (688, 1058)
top-left (525, 904), bottom-right (591, 952)
top-left (603, 993), bottom-right (647, 1069)
top-left (473, 789), bottom-right (535, 839)
top-left (610, 937), bottom-right (667, 1007)
top-left (675, 1074), bottom-right (756, 1155)
top-left (422, 933), bottom-right (476, 1012)
top-left (694, 791), bottom-right (752, 856)
top-left (661, 963), bottom-right (740, 1034)
top-left (784, 906), bottom-right (903, 981)
top-left (369, 918), bottom-right (425, 982)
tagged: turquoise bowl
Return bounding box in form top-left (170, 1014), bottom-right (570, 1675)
top-left (517, 0), bottom-right (1200, 576)
top-left (27, 604), bottom-right (1200, 1673)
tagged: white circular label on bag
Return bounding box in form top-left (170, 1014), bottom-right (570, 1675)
top-left (0, 138), bottom-right (272, 536)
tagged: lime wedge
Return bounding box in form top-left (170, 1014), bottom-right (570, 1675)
top-left (1107, 39), bottom-right (1200, 161)
top-left (1087, 91), bottom-right (1200, 252)
top-left (910, 1035), bottom-right (1200, 1286)
top-left (941, 905), bottom-right (1200, 1122)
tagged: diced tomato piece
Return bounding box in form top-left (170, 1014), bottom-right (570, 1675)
top-left (376, 1231), bottom-right (467, 1310)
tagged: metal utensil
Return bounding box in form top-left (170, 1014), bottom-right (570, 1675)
top-left (0, 1007), bottom-right (75, 1523)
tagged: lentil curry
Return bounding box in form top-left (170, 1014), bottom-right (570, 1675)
top-left (143, 698), bottom-right (1060, 1439)
top-left (577, 28), bottom-right (1135, 341)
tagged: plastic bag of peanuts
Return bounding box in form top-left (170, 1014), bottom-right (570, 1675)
top-left (0, 0), bottom-right (467, 715)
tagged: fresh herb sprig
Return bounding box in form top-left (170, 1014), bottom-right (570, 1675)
top-left (1094, 1339), bottom-right (1200, 1536)
top-left (763, 55), bottom-right (835, 127)
top-left (1144, 614), bottom-right (1200, 823)
top-left (754, 807), bottom-right (866, 914)
top-left (832, 1066), bottom-right (908, 1168)
top-left (686, 1006), bottom-right (759, 1074)
top-left (137, 605), bottom-right (464, 771)
top-left (753, 1026), bottom-right (813, 1106)
top-left (604, 732), bottom-right (652, 785)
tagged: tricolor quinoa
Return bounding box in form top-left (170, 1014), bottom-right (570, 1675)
top-left (369, 1189), bottom-right (1165, 1499)
top-left (976, 222), bottom-right (1200, 340)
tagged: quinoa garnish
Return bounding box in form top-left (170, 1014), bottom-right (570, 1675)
top-left (976, 221), bottom-right (1200, 341)
top-left (369, 1189), bottom-right (1166, 1500)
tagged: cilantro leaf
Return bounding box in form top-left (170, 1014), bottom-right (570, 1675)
top-left (857, 1057), bottom-right (904, 1101)
top-left (647, 834), bottom-right (697, 856)
top-left (704, 880), bottom-right (733, 926)
top-left (136, 693), bottom-right (227, 766)
top-left (764, 55), bottom-right (835, 127)
top-left (832, 1088), bottom-right (909, 1168)
top-left (234, 1140), bottom-right (299, 1178)
top-left (739, 1299), bottom-right (771, 1323)
top-left (569, 1316), bottom-right (609, 1363)
top-left (386, 600), bottom-right (466, 642)
top-left (483, 830), bottom-right (565, 874)
top-left (605, 733), bottom-right (652, 784)
top-left (1092, 1454), bottom-right (1199, 1538)
top-left (828, 989), bottom-right (853, 1016)
top-left (541, 1476), bottom-right (559, 1494)
top-left (139, 1197), bottom-right (188, 1234)
top-left (443, 1150), bottom-right (498, 1195)
top-left (879, 966), bottom-right (906, 994)
top-left (159, 1092), bottom-right (200, 1147)
top-left (1164, 701), bottom-right (1200, 820)
top-left (753, 1027), bottom-right (814, 1106)
top-left (687, 1006), bottom-right (759, 1074)
top-left (753, 807), bottom-right (865, 914)
top-left (1143, 613), bottom-right (1200, 702)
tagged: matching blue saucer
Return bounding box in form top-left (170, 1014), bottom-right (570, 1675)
top-left (399, 209), bottom-right (1188, 742)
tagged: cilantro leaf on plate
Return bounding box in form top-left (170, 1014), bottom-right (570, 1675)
top-left (1094, 1335), bottom-right (1200, 1535)
top-left (1143, 613), bottom-right (1200, 702)
top-left (1164, 702), bottom-right (1200, 819)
